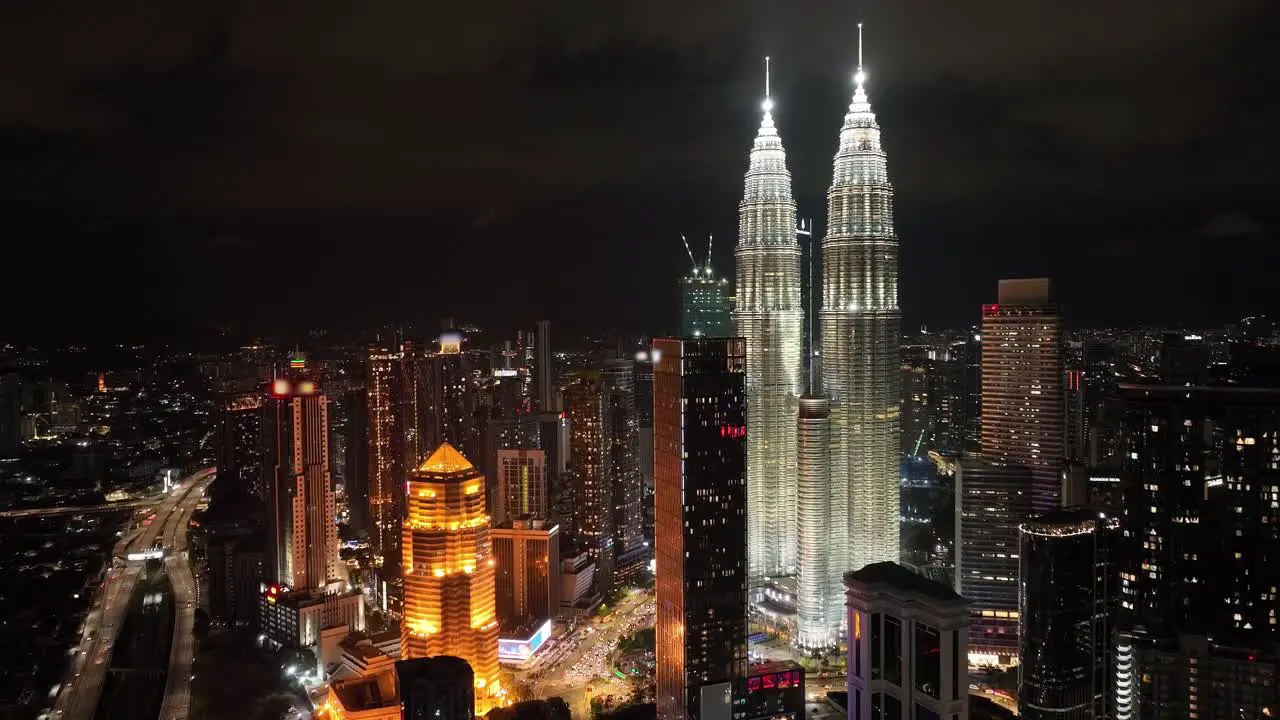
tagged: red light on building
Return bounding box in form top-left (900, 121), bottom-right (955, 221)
top-left (982, 303), bottom-right (1000, 315)
top-left (719, 425), bottom-right (747, 439)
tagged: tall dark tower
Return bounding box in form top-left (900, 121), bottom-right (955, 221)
top-left (217, 389), bottom-right (265, 501)
top-left (601, 359), bottom-right (644, 578)
top-left (654, 337), bottom-right (748, 720)
top-left (536, 320), bottom-right (554, 412)
top-left (1019, 508), bottom-right (1118, 720)
top-left (1114, 382), bottom-right (1280, 720)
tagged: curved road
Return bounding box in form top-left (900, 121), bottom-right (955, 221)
top-left (50, 469), bottom-right (214, 720)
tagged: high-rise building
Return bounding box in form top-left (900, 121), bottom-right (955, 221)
top-left (634, 348), bottom-right (656, 545)
top-left (955, 459), bottom-right (1033, 665)
top-left (901, 344), bottom-right (933, 456)
top-left (979, 278), bottom-right (1065, 514)
top-left (1114, 383), bottom-right (1280, 720)
top-left (536, 320), bottom-right (555, 413)
top-left (422, 335), bottom-right (490, 463)
top-left (494, 449), bottom-right (547, 524)
top-left (796, 388), bottom-right (837, 649)
top-left (820, 34), bottom-right (902, 576)
top-left (845, 562), bottom-right (970, 720)
top-left (733, 62), bottom-right (803, 583)
top-left (680, 254), bottom-right (731, 338)
top-left (397, 655), bottom-right (475, 720)
top-left (1018, 508), bottom-right (1118, 720)
top-left (654, 337), bottom-right (748, 720)
top-left (567, 372), bottom-right (614, 593)
top-left (263, 362), bottom-right (338, 591)
top-left (601, 359), bottom-right (645, 578)
top-left (367, 346), bottom-right (404, 562)
top-left (400, 442), bottom-right (503, 714)
top-left (217, 390), bottom-right (265, 501)
top-left (0, 371), bottom-right (19, 459)
top-left (492, 517), bottom-right (560, 629)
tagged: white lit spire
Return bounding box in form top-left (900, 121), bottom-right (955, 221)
top-left (813, 19), bottom-right (902, 641)
top-left (736, 53), bottom-right (803, 584)
top-left (760, 56), bottom-right (776, 132)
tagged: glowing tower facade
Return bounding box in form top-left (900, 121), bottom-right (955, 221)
top-left (400, 442), bottom-right (503, 714)
top-left (820, 30), bottom-right (901, 577)
top-left (733, 61), bottom-right (803, 582)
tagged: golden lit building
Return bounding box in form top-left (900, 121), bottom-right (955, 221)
top-left (401, 442), bottom-right (504, 714)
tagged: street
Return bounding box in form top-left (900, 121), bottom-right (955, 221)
top-left (50, 468), bottom-right (214, 720)
top-left (529, 589), bottom-right (655, 718)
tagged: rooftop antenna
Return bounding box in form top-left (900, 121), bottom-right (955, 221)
top-left (762, 56), bottom-right (774, 115)
top-left (680, 233), bottom-right (697, 271)
top-left (854, 23), bottom-right (867, 88)
top-left (706, 234), bottom-right (713, 270)
top-left (858, 23), bottom-right (864, 71)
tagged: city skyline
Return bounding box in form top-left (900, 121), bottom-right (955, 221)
top-left (3, 2), bottom-right (1277, 343)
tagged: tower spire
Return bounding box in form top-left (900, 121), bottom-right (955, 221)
top-left (855, 23), bottom-right (867, 89)
top-left (858, 23), bottom-right (864, 70)
top-left (761, 56), bottom-right (774, 123)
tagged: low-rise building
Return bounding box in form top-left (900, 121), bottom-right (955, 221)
top-left (846, 562), bottom-right (971, 720)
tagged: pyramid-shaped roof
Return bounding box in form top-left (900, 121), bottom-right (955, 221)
top-left (417, 442), bottom-right (474, 474)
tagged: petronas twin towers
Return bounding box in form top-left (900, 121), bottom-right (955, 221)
top-left (733, 30), bottom-right (900, 649)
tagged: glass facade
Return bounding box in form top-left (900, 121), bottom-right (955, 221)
top-left (682, 271), bottom-right (732, 338)
top-left (733, 98), bottom-right (803, 582)
top-left (654, 337), bottom-right (748, 720)
top-left (1018, 508), bottom-right (1118, 720)
top-left (820, 67), bottom-right (901, 579)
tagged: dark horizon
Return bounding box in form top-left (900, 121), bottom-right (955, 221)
top-left (2, 0), bottom-right (1278, 343)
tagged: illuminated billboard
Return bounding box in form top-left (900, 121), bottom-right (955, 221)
top-left (498, 619), bottom-right (552, 663)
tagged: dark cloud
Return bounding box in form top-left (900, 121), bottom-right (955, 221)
top-left (0, 0), bottom-right (1277, 340)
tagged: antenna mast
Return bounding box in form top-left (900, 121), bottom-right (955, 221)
top-left (706, 234), bottom-right (713, 270)
top-left (858, 23), bottom-right (864, 70)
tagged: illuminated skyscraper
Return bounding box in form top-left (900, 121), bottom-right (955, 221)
top-left (400, 442), bottom-right (503, 714)
top-left (264, 360), bottom-right (338, 591)
top-left (733, 59), bottom-right (803, 582)
top-left (796, 389), bottom-right (836, 649)
top-left (979, 278), bottom-right (1065, 514)
top-left (567, 372), bottom-right (614, 592)
top-left (680, 234), bottom-right (731, 338)
top-left (494, 448), bottom-right (547, 523)
top-left (366, 346), bottom-right (403, 562)
top-left (217, 389), bottom-right (264, 501)
top-left (654, 337), bottom-right (748, 720)
top-left (601, 359), bottom-right (645, 576)
top-left (820, 27), bottom-right (901, 575)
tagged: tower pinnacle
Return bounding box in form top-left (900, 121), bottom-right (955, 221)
top-left (762, 56), bottom-right (775, 120)
top-left (854, 23), bottom-right (867, 89)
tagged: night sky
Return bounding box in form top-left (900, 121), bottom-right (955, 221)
top-left (2, 0), bottom-right (1278, 343)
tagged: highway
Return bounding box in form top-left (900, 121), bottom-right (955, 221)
top-left (157, 473), bottom-right (204, 720)
top-left (0, 498), bottom-right (154, 519)
top-left (50, 469), bottom-right (214, 720)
